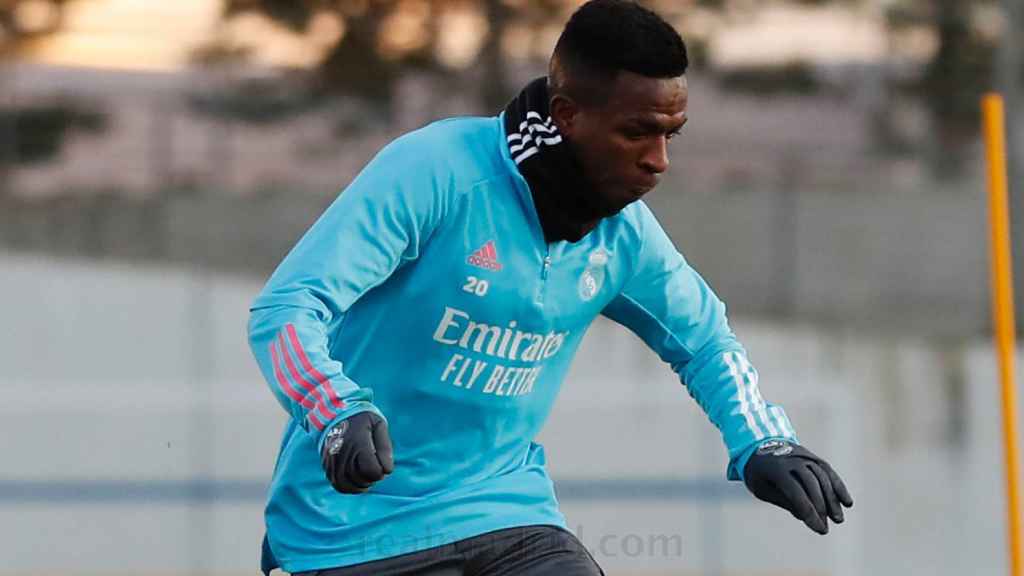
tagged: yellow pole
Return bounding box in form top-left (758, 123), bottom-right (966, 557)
top-left (984, 92), bottom-right (1023, 576)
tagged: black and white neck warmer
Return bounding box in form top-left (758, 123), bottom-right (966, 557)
top-left (502, 77), bottom-right (609, 243)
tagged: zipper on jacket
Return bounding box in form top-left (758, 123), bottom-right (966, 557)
top-left (536, 247), bottom-right (552, 304)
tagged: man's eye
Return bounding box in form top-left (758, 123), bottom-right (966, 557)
top-left (667, 129), bottom-right (682, 141)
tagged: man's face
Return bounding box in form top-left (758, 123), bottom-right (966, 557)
top-left (552, 72), bottom-right (688, 216)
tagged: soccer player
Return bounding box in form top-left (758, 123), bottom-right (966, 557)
top-left (247, 1), bottom-right (853, 574)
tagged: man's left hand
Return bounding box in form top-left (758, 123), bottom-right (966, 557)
top-left (743, 440), bottom-right (853, 535)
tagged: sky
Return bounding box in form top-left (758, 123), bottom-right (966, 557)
top-left (20, 0), bottom-right (333, 70)
top-left (15, 0), bottom-right (914, 72)
top-left (23, 0), bottom-right (220, 70)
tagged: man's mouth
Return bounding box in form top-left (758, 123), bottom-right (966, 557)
top-left (629, 184), bottom-right (655, 197)
top-left (633, 176), bottom-right (660, 194)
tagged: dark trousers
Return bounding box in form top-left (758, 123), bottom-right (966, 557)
top-left (294, 525), bottom-right (604, 576)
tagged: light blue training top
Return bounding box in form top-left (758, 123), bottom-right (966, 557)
top-left (248, 114), bottom-right (797, 573)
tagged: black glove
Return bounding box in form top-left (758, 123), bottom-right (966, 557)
top-left (320, 412), bottom-right (395, 494)
top-left (743, 440), bottom-right (853, 535)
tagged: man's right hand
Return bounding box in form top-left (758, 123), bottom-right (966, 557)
top-left (320, 412), bottom-right (395, 494)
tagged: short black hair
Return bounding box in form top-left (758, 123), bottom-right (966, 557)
top-left (550, 0), bottom-right (688, 106)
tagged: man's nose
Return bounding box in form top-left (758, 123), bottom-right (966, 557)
top-left (640, 137), bottom-right (670, 174)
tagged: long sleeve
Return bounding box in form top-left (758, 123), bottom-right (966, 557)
top-left (247, 133), bottom-right (450, 446)
top-left (602, 203), bottom-right (798, 481)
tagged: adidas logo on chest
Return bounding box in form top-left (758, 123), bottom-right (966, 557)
top-left (467, 240), bottom-right (503, 271)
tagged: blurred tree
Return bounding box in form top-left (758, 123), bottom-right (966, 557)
top-left (883, 0), bottom-right (1001, 173)
top-left (206, 0), bottom-right (1012, 172)
top-left (0, 99), bottom-right (106, 163)
top-left (702, 0), bottom-right (1005, 172)
top-left (0, 0), bottom-right (69, 57)
top-left (716, 61), bottom-right (822, 96)
top-left (0, 0), bottom-right (105, 186)
top-left (205, 0), bottom-right (573, 118)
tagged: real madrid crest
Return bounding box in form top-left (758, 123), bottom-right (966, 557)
top-left (578, 248), bottom-right (611, 302)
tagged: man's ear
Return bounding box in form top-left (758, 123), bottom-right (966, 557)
top-left (550, 94), bottom-right (579, 137)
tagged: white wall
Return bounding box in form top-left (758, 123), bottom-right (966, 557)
top-left (0, 251), bottom-right (1013, 575)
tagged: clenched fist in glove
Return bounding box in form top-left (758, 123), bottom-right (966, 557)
top-left (743, 440), bottom-right (853, 535)
top-left (321, 412), bottom-right (395, 494)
